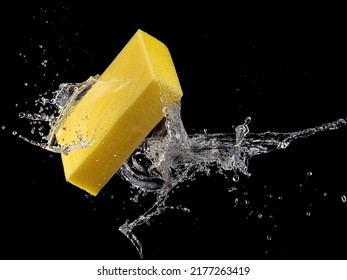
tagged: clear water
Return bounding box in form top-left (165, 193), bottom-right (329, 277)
top-left (17, 77), bottom-right (347, 259)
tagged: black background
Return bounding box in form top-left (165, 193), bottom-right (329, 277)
top-left (1, 3), bottom-right (346, 260)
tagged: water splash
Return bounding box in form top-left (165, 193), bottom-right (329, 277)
top-left (17, 76), bottom-right (98, 154)
top-left (118, 104), bottom-right (346, 257)
top-left (17, 77), bottom-right (347, 258)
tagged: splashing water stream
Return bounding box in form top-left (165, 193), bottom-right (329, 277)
top-left (16, 77), bottom-right (347, 258)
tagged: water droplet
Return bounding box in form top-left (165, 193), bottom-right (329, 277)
top-left (232, 174), bottom-right (239, 182)
top-left (228, 186), bottom-right (237, 193)
top-left (244, 116), bottom-right (251, 125)
top-left (258, 213), bottom-right (263, 219)
top-left (41, 60), bottom-right (48, 67)
top-left (323, 192), bottom-right (327, 197)
top-left (307, 171), bottom-right (313, 176)
top-left (341, 195), bottom-right (346, 203)
top-left (12, 131), bottom-right (17, 136)
top-left (306, 211), bottom-right (311, 216)
top-left (18, 112), bottom-right (26, 118)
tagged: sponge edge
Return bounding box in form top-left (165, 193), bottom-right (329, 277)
top-left (56, 29), bottom-right (183, 196)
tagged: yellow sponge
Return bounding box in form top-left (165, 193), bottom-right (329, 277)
top-left (56, 29), bottom-right (183, 195)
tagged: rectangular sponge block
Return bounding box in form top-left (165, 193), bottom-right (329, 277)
top-left (56, 29), bottom-right (183, 196)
